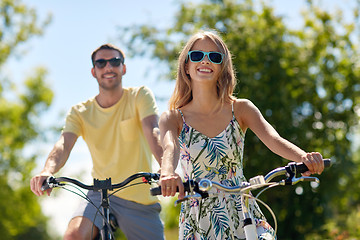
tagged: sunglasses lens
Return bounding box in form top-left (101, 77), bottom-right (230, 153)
top-left (95, 59), bottom-right (107, 68)
top-left (109, 58), bottom-right (121, 67)
top-left (190, 51), bottom-right (205, 62)
top-left (209, 52), bottom-right (222, 64)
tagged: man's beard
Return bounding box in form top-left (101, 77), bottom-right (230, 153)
top-left (97, 74), bottom-right (122, 91)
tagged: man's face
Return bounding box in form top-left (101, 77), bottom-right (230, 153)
top-left (91, 49), bottom-right (126, 91)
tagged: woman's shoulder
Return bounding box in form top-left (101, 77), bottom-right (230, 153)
top-left (160, 109), bottom-right (182, 118)
top-left (159, 109), bottom-right (183, 128)
top-left (233, 98), bottom-right (255, 111)
top-left (232, 98), bottom-right (260, 127)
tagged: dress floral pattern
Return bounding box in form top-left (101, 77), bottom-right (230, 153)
top-left (178, 107), bottom-right (276, 240)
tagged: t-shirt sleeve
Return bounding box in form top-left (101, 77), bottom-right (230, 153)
top-left (62, 106), bottom-right (82, 137)
top-left (135, 86), bottom-right (159, 120)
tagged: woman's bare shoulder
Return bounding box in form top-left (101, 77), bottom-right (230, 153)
top-left (233, 98), bottom-right (255, 111)
top-left (161, 109), bottom-right (182, 118)
top-left (232, 98), bottom-right (259, 130)
top-left (159, 109), bottom-right (183, 129)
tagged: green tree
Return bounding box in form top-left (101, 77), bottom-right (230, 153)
top-left (117, 0), bottom-right (360, 239)
top-left (0, 0), bottom-right (54, 239)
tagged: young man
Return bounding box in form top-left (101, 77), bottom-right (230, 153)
top-left (30, 44), bottom-right (164, 240)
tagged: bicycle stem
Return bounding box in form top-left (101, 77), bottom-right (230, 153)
top-left (100, 188), bottom-right (112, 239)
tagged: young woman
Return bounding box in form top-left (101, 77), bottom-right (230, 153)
top-left (159, 31), bottom-right (324, 239)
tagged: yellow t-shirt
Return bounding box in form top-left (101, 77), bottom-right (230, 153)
top-left (63, 86), bottom-right (159, 204)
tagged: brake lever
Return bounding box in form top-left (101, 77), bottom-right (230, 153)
top-left (280, 176), bottom-right (319, 185)
top-left (174, 193), bottom-right (202, 206)
top-left (293, 176), bottom-right (320, 184)
top-left (41, 176), bottom-right (55, 191)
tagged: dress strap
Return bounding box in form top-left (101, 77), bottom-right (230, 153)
top-left (177, 109), bottom-right (186, 123)
top-left (231, 102), bottom-right (235, 117)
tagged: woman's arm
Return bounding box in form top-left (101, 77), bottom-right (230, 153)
top-left (159, 110), bottom-right (185, 198)
top-left (235, 99), bottom-right (324, 175)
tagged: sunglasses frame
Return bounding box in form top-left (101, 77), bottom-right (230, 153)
top-left (94, 57), bottom-right (123, 68)
top-left (187, 50), bottom-right (224, 64)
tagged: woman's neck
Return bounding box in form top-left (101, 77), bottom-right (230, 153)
top-left (189, 82), bottom-right (222, 114)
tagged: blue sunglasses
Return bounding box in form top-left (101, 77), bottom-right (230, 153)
top-left (187, 51), bottom-right (223, 64)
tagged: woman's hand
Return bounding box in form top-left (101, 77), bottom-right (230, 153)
top-left (160, 172), bottom-right (185, 199)
top-left (301, 152), bottom-right (324, 176)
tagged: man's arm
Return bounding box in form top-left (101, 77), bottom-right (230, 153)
top-left (141, 114), bottom-right (163, 166)
top-left (30, 132), bottom-right (78, 196)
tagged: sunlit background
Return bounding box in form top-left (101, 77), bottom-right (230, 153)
top-left (2, 0), bottom-right (359, 239)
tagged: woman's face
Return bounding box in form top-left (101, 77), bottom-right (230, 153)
top-left (185, 37), bottom-right (222, 85)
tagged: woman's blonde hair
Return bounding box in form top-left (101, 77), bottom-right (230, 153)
top-left (169, 30), bottom-right (236, 110)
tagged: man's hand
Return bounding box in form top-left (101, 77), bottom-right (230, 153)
top-left (30, 173), bottom-right (53, 196)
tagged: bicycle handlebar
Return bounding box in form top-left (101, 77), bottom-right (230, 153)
top-left (41, 172), bottom-right (160, 192)
top-left (150, 159), bottom-right (331, 196)
top-left (41, 172), bottom-right (160, 240)
top-left (264, 159), bottom-right (331, 182)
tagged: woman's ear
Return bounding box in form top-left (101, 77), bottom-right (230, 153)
top-left (185, 64), bottom-right (189, 75)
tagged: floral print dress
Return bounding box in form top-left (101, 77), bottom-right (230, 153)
top-left (177, 106), bottom-right (276, 240)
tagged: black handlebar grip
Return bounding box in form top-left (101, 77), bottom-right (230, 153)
top-left (150, 186), bottom-right (184, 196)
top-left (150, 181), bottom-right (193, 196)
top-left (295, 158), bottom-right (331, 173)
top-left (150, 186), bottom-right (162, 196)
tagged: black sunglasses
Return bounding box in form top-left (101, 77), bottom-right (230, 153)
top-left (94, 57), bottom-right (123, 68)
top-left (187, 51), bottom-right (223, 64)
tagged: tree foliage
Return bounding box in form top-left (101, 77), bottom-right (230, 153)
top-left (117, 0), bottom-right (360, 239)
top-left (0, 0), bottom-right (54, 239)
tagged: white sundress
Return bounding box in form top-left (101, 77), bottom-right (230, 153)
top-left (177, 106), bottom-right (276, 240)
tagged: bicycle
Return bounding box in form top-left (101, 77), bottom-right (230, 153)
top-left (150, 159), bottom-right (331, 240)
top-left (41, 172), bottom-right (160, 240)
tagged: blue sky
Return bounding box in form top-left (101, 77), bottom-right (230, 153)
top-left (5, 0), bottom-right (354, 236)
